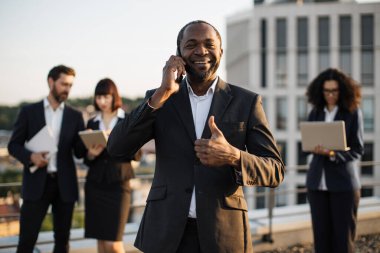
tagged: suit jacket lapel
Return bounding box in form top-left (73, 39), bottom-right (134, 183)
top-left (170, 81), bottom-right (197, 142)
top-left (201, 79), bottom-right (233, 139)
top-left (316, 109), bottom-right (325, 121)
top-left (58, 106), bottom-right (68, 148)
top-left (334, 109), bottom-right (344, 121)
top-left (92, 120), bottom-right (100, 130)
top-left (37, 101), bottom-right (46, 131)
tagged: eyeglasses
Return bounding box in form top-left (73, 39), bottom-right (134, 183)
top-left (323, 88), bottom-right (339, 95)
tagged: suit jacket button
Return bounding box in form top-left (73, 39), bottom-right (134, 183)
top-left (185, 188), bottom-right (193, 194)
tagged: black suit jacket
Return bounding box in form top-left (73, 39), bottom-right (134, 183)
top-left (108, 79), bottom-right (285, 253)
top-left (84, 115), bottom-right (138, 187)
top-left (8, 100), bottom-right (86, 202)
top-left (306, 108), bottom-right (364, 191)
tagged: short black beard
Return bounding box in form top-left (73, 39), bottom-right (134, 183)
top-left (54, 94), bottom-right (64, 103)
top-left (185, 61), bottom-right (220, 82)
top-left (52, 85), bottom-right (67, 103)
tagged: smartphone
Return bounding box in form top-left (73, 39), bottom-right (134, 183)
top-left (176, 48), bottom-right (184, 83)
top-left (176, 73), bottom-right (183, 83)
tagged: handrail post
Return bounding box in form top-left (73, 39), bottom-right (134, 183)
top-left (262, 188), bottom-right (275, 243)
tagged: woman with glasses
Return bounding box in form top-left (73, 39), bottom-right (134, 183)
top-left (305, 68), bottom-right (364, 253)
top-left (84, 78), bottom-right (141, 253)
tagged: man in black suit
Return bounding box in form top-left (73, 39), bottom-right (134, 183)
top-left (108, 21), bottom-right (285, 253)
top-left (8, 65), bottom-right (86, 253)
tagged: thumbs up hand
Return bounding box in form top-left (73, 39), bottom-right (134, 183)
top-left (194, 116), bottom-right (241, 167)
top-left (208, 115), bottom-right (224, 140)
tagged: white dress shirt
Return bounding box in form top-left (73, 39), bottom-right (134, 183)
top-left (43, 98), bottom-right (64, 173)
top-left (93, 108), bottom-right (125, 131)
top-left (318, 105), bottom-right (338, 190)
top-left (186, 77), bottom-right (218, 218)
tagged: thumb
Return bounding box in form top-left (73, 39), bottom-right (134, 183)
top-left (208, 116), bottom-right (223, 139)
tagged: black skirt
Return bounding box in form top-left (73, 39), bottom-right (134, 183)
top-left (84, 180), bottom-right (131, 241)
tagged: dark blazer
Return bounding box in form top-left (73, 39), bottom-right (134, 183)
top-left (8, 100), bottom-right (86, 202)
top-left (306, 107), bottom-right (364, 191)
top-left (108, 79), bottom-right (285, 253)
top-left (84, 115), bottom-right (138, 187)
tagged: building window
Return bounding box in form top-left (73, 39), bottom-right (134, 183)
top-left (297, 53), bottom-right (308, 87)
top-left (297, 185), bottom-right (307, 204)
top-left (361, 14), bottom-right (374, 86)
top-left (276, 18), bottom-right (287, 87)
top-left (275, 184), bottom-right (287, 207)
top-left (362, 97), bottom-right (374, 132)
top-left (361, 142), bottom-right (374, 176)
top-left (256, 187), bottom-right (266, 209)
top-left (297, 141), bottom-right (308, 173)
top-left (297, 17), bottom-right (308, 87)
top-left (339, 15), bottom-right (352, 76)
top-left (261, 96), bottom-right (267, 115)
top-left (261, 19), bottom-right (267, 88)
top-left (276, 97), bottom-right (287, 130)
top-left (318, 51), bottom-right (329, 73)
top-left (361, 187), bottom-right (373, 198)
top-left (318, 17), bottom-right (330, 72)
top-left (297, 97), bottom-right (308, 129)
top-left (277, 141), bottom-right (287, 165)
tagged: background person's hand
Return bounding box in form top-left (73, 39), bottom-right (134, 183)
top-left (87, 144), bottom-right (105, 160)
top-left (313, 144), bottom-right (330, 156)
top-left (30, 152), bottom-right (49, 168)
top-left (194, 116), bottom-right (240, 167)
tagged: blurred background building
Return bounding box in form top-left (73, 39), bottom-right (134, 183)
top-left (226, 0), bottom-right (380, 208)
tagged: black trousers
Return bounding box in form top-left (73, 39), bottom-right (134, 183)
top-left (307, 189), bottom-right (360, 253)
top-left (17, 175), bottom-right (75, 253)
top-left (176, 218), bottom-right (202, 253)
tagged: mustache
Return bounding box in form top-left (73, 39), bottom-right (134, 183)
top-left (185, 60), bottom-right (219, 81)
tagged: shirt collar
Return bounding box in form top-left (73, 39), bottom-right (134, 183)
top-left (324, 105), bottom-right (338, 115)
top-left (186, 77), bottom-right (218, 97)
top-left (43, 97), bottom-right (64, 110)
top-left (94, 108), bottom-right (125, 122)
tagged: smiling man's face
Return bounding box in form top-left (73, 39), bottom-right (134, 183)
top-left (179, 22), bottom-right (223, 83)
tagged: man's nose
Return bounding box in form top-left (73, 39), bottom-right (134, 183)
top-left (195, 45), bottom-right (208, 55)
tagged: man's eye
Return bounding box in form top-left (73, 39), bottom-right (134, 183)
top-left (185, 44), bottom-right (196, 49)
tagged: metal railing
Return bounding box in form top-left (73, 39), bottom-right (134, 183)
top-left (0, 161), bottom-right (379, 250)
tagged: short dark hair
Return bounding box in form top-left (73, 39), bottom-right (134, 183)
top-left (176, 20), bottom-right (222, 56)
top-left (47, 65), bottom-right (76, 81)
top-left (306, 68), bottom-right (361, 112)
top-left (93, 78), bottom-right (122, 112)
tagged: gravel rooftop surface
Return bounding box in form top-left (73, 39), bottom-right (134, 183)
top-left (262, 233), bottom-right (380, 253)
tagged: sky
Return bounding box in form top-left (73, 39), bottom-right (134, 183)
top-left (0, 0), bottom-right (253, 106)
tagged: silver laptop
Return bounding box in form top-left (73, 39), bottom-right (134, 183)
top-left (300, 121), bottom-right (350, 152)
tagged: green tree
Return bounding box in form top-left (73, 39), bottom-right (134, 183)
top-left (0, 106), bottom-right (20, 130)
top-left (0, 169), bottom-right (22, 197)
top-left (0, 96), bottom-right (144, 130)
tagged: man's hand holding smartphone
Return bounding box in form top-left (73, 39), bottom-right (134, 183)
top-left (150, 55), bottom-right (186, 109)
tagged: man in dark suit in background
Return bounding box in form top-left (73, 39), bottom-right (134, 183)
top-left (8, 65), bottom-right (86, 253)
top-left (108, 20), bottom-right (285, 253)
